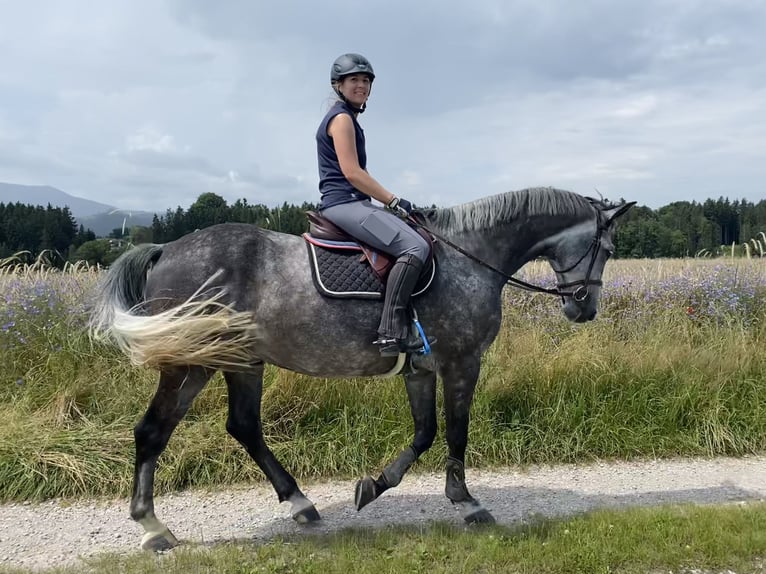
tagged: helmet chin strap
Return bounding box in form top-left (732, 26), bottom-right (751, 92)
top-left (335, 86), bottom-right (370, 114)
top-left (338, 94), bottom-right (366, 113)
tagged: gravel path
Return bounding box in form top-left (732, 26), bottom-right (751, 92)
top-left (1, 456), bottom-right (765, 571)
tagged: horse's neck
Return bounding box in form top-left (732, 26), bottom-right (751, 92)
top-left (444, 215), bottom-right (583, 282)
top-left (442, 221), bottom-right (531, 285)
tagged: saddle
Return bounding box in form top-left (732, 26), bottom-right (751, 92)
top-left (303, 210), bottom-right (436, 300)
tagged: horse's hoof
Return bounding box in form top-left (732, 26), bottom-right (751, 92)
top-left (464, 508), bottom-right (496, 525)
top-left (292, 504), bottom-right (321, 524)
top-left (354, 476), bottom-right (378, 511)
top-left (289, 493), bottom-right (321, 524)
top-left (140, 529), bottom-right (179, 552)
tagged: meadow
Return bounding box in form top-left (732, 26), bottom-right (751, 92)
top-left (0, 257), bottom-right (765, 502)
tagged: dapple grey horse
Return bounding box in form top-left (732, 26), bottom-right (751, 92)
top-left (89, 187), bottom-right (633, 550)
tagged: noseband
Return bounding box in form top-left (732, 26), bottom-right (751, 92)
top-left (548, 224), bottom-right (606, 301)
top-left (411, 216), bottom-right (606, 301)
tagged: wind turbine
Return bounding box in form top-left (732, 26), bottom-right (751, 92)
top-left (108, 209), bottom-right (132, 237)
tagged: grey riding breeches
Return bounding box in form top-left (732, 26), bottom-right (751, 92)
top-left (320, 200), bottom-right (429, 264)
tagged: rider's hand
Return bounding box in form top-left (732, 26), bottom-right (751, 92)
top-left (387, 196), bottom-right (413, 218)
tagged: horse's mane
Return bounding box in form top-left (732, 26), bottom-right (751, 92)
top-left (427, 187), bottom-right (600, 234)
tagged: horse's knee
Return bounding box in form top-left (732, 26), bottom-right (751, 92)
top-left (226, 416), bottom-right (261, 445)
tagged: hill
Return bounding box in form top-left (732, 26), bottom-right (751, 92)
top-left (0, 182), bottom-right (156, 236)
top-left (0, 182), bottom-right (115, 217)
top-left (77, 211), bottom-right (156, 237)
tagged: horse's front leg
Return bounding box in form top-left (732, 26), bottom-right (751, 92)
top-left (355, 369), bottom-right (437, 510)
top-left (441, 357), bottom-right (496, 524)
top-left (130, 366), bottom-right (213, 551)
top-left (223, 367), bottom-right (320, 524)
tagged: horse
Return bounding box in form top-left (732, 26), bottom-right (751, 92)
top-left (89, 186), bottom-right (634, 550)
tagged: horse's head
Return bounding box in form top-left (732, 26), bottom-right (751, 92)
top-left (545, 198), bottom-right (635, 322)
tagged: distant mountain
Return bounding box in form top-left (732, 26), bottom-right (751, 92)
top-left (0, 182), bottom-right (157, 237)
top-left (77, 210), bottom-right (157, 237)
top-left (0, 182), bottom-right (116, 217)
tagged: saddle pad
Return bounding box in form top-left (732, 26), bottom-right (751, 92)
top-left (307, 242), bottom-right (383, 298)
top-left (306, 242), bottom-right (435, 300)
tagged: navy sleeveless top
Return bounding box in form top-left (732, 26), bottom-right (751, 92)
top-left (316, 101), bottom-right (371, 209)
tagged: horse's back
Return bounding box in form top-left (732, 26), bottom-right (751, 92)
top-left (144, 223), bottom-right (304, 303)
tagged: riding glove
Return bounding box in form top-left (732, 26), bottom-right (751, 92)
top-left (387, 196), bottom-right (413, 218)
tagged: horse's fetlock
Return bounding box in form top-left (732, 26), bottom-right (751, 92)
top-left (130, 504), bottom-right (150, 522)
top-left (382, 446), bottom-right (418, 487)
top-left (445, 457), bottom-right (471, 502)
top-left (446, 483), bottom-right (471, 503)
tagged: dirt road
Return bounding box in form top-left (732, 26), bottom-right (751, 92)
top-left (1, 456), bottom-right (764, 570)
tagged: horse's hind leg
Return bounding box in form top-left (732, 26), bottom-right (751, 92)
top-left (130, 366), bottom-right (214, 551)
top-left (441, 357), bottom-right (496, 525)
top-left (223, 366), bottom-right (320, 524)
top-left (355, 369), bottom-right (437, 511)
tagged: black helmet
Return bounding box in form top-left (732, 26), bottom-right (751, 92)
top-left (330, 53), bottom-right (375, 84)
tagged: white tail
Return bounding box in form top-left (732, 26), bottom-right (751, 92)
top-left (92, 270), bottom-right (258, 370)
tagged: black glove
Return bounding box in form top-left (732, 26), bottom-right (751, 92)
top-left (387, 196), bottom-right (413, 218)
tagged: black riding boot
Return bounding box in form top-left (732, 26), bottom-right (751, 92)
top-left (373, 254), bottom-right (436, 355)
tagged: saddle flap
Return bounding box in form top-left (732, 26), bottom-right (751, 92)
top-left (360, 245), bottom-right (394, 281)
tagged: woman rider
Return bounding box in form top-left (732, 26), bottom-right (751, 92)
top-left (315, 53), bottom-right (434, 355)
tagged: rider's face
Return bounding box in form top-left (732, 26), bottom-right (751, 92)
top-left (338, 74), bottom-right (371, 107)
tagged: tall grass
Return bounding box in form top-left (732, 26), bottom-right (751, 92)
top-left (1, 258), bottom-right (764, 501)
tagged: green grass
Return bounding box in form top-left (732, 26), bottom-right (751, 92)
top-left (1, 260), bottom-right (765, 501)
top-left (3, 503), bottom-right (765, 574)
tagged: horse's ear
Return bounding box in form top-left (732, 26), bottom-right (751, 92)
top-left (603, 201), bottom-right (636, 225)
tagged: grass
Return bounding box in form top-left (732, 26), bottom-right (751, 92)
top-left (0, 258), bottom-right (765, 501)
top-left (2, 503), bottom-right (765, 574)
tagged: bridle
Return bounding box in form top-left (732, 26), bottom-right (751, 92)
top-left (547, 222), bottom-right (606, 302)
top-left (410, 214), bottom-right (607, 302)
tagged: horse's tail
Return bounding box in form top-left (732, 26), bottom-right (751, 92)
top-left (89, 243), bottom-right (164, 337)
top-left (89, 244), bottom-right (258, 371)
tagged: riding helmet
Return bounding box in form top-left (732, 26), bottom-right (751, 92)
top-left (330, 53), bottom-right (375, 84)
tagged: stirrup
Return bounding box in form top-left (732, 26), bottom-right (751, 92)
top-left (372, 334), bottom-right (436, 357)
top-left (372, 337), bottom-right (401, 357)
top-left (374, 306), bottom-right (436, 357)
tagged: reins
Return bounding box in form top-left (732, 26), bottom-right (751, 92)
top-left (408, 213), bottom-right (605, 302)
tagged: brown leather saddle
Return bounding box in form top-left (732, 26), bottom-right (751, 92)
top-left (301, 210), bottom-right (436, 300)
top-left (303, 210), bottom-right (435, 283)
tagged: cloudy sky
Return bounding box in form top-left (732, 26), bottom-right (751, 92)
top-left (1, 0), bottom-right (764, 212)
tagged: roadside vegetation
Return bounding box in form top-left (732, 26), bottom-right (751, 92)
top-left (1, 257), bottom-right (764, 502)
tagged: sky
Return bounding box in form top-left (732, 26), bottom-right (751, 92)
top-left (0, 0), bottom-right (764, 213)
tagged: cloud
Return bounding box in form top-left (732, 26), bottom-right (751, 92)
top-left (125, 127), bottom-right (180, 154)
top-left (0, 0), bottom-right (764, 212)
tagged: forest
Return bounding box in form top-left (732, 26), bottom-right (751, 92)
top-left (1, 192), bottom-right (765, 266)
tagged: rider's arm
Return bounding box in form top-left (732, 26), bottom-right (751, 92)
top-left (328, 113), bottom-right (397, 207)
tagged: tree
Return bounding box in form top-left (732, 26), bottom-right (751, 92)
top-left (130, 226), bottom-right (153, 244)
top-left (188, 193), bottom-right (229, 230)
top-left (72, 239), bottom-right (112, 266)
top-left (151, 215), bottom-right (166, 243)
